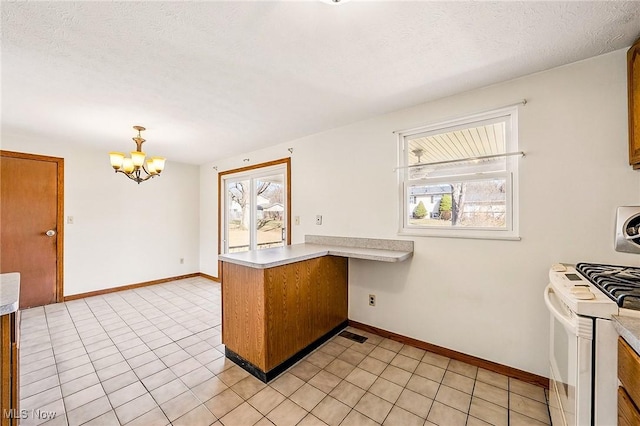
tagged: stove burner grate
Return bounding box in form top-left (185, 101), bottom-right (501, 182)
top-left (576, 263), bottom-right (640, 310)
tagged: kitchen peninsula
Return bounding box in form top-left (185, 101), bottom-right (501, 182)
top-left (219, 235), bottom-right (413, 382)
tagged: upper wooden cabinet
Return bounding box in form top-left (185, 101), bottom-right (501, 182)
top-left (629, 38), bottom-right (640, 168)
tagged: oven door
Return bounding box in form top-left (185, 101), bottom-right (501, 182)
top-left (544, 284), bottom-right (593, 426)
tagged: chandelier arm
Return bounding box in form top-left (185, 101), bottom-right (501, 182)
top-left (138, 173), bottom-right (156, 182)
top-left (115, 170), bottom-right (158, 182)
top-left (115, 169), bottom-right (146, 184)
top-left (117, 170), bottom-right (137, 182)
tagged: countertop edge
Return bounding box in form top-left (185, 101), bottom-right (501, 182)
top-left (219, 242), bottom-right (414, 269)
top-left (327, 249), bottom-right (413, 262)
top-left (613, 315), bottom-right (640, 355)
top-left (221, 250), bottom-right (330, 269)
top-left (1, 272), bottom-right (20, 315)
top-left (0, 299), bottom-right (19, 316)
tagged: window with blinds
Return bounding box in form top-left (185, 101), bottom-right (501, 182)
top-left (397, 106), bottom-right (520, 239)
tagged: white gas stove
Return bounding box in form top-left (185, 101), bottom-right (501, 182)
top-left (545, 263), bottom-right (628, 426)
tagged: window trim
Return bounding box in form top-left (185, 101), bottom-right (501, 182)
top-left (397, 106), bottom-right (520, 240)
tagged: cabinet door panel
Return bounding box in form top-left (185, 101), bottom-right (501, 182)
top-left (619, 337), bottom-right (640, 408)
top-left (619, 387), bottom-right (640, 426)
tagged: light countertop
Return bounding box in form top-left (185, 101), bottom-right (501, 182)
top-left (0, 273), bottom-right (20, 315)
top-left (613, 315), bottom-right (640, 355)
top-left (219, 236), bottom-right (413, 269)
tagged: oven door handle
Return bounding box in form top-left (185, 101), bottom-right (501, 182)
top-left (544, 284), bottom-right (578, 333)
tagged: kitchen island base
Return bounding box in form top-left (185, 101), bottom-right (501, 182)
top-left (225, 320), bottom-right (348, 382)
top-left (222, 255), bottom-right (348, 382)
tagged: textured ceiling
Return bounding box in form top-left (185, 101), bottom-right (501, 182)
top-left (2, 1), bottom-right (639, 165)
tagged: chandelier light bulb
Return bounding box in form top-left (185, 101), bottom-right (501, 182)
top-left (109, 152), bottom-right (124, 170)
top-left (152, 157), bottom-right (166, 172)
top-left (146, 159), bottom-right (158, 175)
top-left (131, 151), bottom-right (146, 167)
top-left (122, 158), bottom-right (135, 173)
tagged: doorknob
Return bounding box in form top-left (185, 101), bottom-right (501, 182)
top-left (45, 229), bottom-right (56, 237)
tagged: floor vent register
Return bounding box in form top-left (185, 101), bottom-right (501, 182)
top-left (339, 330), bottom-right (368, 343)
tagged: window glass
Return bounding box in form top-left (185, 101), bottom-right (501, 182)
top-left (406, 177), bottom-right (508, 229)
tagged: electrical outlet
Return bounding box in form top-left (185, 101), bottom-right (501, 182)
top-left (368, 294), bottom-right (376, 306)
top-left (180, 258), bottom-right (184, 264)
top-left (316, 215), bottom-right (322, 225)
top-left (295, 216), bottom-right (300, 225)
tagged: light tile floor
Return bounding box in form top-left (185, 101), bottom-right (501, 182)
top-left (18, 277), bottom-right (551, 426)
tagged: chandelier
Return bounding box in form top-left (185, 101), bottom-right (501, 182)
top-left (108, 126), bottom-right (166, 184)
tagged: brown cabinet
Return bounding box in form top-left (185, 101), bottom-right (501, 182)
top-left (0, 311), bottom-right (19, 426)
top-left (618, 337), bottom-right (640, 425)
top-left (222, 256), bottom-right (348, 381)
top-left (629, 38), bottom-right (640, 168)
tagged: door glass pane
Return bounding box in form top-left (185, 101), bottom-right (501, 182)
top-left (227, 179), bottom-right (251, 253)
top-left (256, 174), bottom-right (285, 250)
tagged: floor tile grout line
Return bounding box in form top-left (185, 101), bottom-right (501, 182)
top-left (467, 368), bottom-right (478, 424)
top-left (59, 297), bottom-right (111, 426)
top-left (507, 375), bottom-right (511, 426)
top-left (44, 302), bottom-right (71, 423)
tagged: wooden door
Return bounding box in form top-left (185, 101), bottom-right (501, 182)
top-left (0, 151), bottom-right (64, 309)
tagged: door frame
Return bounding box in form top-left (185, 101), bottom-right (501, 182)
top-left (217, 157), bottom-right (291, 277)
top-left (1, 150), bottom-right (64, 303)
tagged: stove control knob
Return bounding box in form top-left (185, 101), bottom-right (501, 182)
top-left (574, 292), bottom-right (595, 300)
top-left (552, 263), bottom-right (567, 272)
top-left (570, 286), bottom-right (595, 300)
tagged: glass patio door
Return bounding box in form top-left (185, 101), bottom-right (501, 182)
top-left (223, 164), bottom-right (287, 253)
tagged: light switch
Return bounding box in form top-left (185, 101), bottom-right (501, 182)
top-left (67, 216), bottom-right (74, 224)
top-left (295, 216), bottom-right (300, 225)
top-left (316, 215), bottom-right (322, 225)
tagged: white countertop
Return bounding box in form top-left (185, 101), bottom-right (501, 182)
top-left (0, 273), bottom-right (20, 315)
top-left (613, 315), bottom-right (640, 355)
top-left (219, 242), bottom-right (413, 269)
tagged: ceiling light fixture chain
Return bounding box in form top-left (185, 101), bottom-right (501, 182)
top-left (108, 125), bottom-right (166, 184)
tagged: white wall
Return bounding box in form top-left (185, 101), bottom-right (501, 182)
top-left (201, 49), bottom-right (640, 377)
top-left (1, 133), bottom-right (200, 296)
